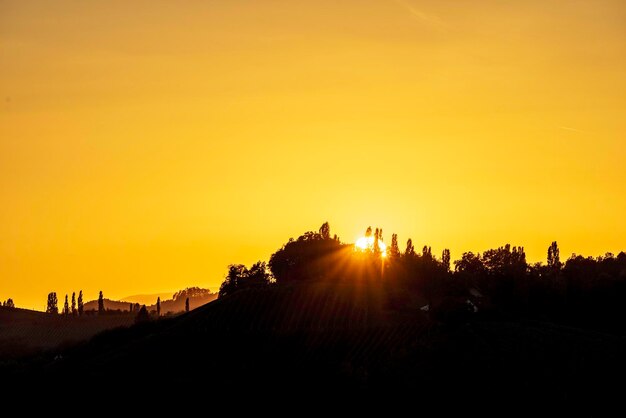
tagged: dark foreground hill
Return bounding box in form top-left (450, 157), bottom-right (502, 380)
top-left (5, 281), bottom-right (626, 408)
top-left (0, 306), bottom-right (134, 359)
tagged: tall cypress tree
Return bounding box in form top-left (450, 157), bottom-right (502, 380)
top-left (319, 222), bottom-right (330, 240)
top-left (389, 234), bottom-right (400, 259)
top-left (373, 228), bottom-right (381, 256)
top-left (63, 294), bottom-right (70, 316)
top-left (442, 249), bottom-right (451, 272)
top-left (185, 297), bottom-right (190, 313)
top-left (46, 292), bottom-right (58, 314)
top-left (71, 292), bottom-right (77, 316)
top-left (77, 290), bottom-right (84, 316)
top-left (156, 297), bottom-right (161, 317)
top-left (547, 241), bottom-right (561, 270)
top-left (98, 291), bottom-right (105, 315)
top-left (405, 239), bottom-right (415, 257)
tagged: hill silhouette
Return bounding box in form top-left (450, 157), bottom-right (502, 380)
top-left (120, 292), bottom-right (174, 305)
top-left (4, 223), bottom-right (626, 409)
top-left (83, 287), bottom-right (217, 313)
top-left (0, 288), bottom-right (216, 361)
top-left (8, 281), bottom-right (626, 407)
top-left (0, 305), bottom-right (133, 359)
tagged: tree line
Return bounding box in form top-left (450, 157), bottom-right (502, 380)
top-left (219, 222), bottom-right (626, 325)
top-left (1, 298), bottom-right (15, 308)
top-left (46, 290), bottom-right (85, 315)
top-left (44, 289), bottom-right (191, 322)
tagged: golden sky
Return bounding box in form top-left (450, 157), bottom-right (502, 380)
top-left (1, 1), bottom-right (625, 310)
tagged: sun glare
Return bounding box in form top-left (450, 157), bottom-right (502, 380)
top-left (355, 236), bottom-right (387, 257)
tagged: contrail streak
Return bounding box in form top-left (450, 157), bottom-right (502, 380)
top-left (392, 0), bottom-right (448, 32)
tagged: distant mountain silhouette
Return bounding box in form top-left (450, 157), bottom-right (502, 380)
top-left (83, 287), bottom-right (217, 313)
top-left (83, 298), bottom-right (131, 312)
top-left (85, 287), bottom-right (217, 315)
top-left (120, 292), bottom-right (174, 305)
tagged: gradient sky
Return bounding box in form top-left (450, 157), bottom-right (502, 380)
top-left (1, 0), bottom-right (625, 310)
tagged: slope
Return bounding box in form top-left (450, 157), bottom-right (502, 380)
top-left (0, 306), bottom-right (133, 359)
top-left (7, 281), bottom-right (626, 408)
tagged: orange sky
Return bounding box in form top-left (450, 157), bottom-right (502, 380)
top-left (1, 1), bottom-right (625, 310)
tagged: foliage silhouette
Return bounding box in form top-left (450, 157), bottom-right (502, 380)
top-left (46, 292), bottom-right (58, 314)
top-left (98, 291), bottom-right (105, 315)
top-left (219, 262), bottom-right (273, 297)
top-left (71, 292), bottom-right (77, 316)
top-left (389, 233), bottom-right (400, 260)
top-left (405, 239), bottom-right (415, 257)
top-left (135, 305), bottom-right (150, 324)
top-left (77, 290), bottom-right (84, 316)
top-left (441, 249), bottom-right (451, 272)
top-left (63, 294), bottom-right (70, 316)
top-left (548, 241), bottom-right (561, 270)
top-left (269, 223), bottom-right (348, 283)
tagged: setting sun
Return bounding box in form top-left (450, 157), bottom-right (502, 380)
top-left (355, 236), bottom-right (387, 257)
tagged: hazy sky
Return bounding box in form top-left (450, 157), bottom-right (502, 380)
top-left (1, 1), bottom-right (625, 309)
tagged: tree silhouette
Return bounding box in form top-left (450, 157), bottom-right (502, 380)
top-left (548, 241), bottom-right (561, 270)
top-left (63, 294), bottom-right (70, 316)
top-left (4, 298), bottom-right (15, 308)
top-left (129, 303), bottom-right (133, 313)
top-left (269, 223), bottom-right (346, 283)
top-left (71, 292), bottom-right (77, 316)
top-left (98, 291), bottom-right (105, 315)
top-left (173, 287), bottom-right (213, 301)
top-left (46, 292), bottom-right (58, 314)
top-left (135, 305), bottom-right (150, 323)
top-left (247, 261), bottom-right (272, 286)
top-left (77, 290), bottom-right (84, 316)
top-left (219, 264), bottom-right (246, 297)
top-left (365, 226), bottom-right (372, 238)
top-left (373, 228), bottom-right (382, 256)
top-left (405, 239), bottom-right (415, 257)
top-left (453, 251), bottom-right (485, 301)
top-left (442, 249), bottom-right (451, 272)
top-left (219, 261), bottom-right (273, 297)
top-left (389, 234), bottom-right (400, 259)
top-left (156, 297), bottom-right (161, 317)
top-left (319, 222), bottom-right (331, 240)
top-left (185, 297), bottom-right (190, 312)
